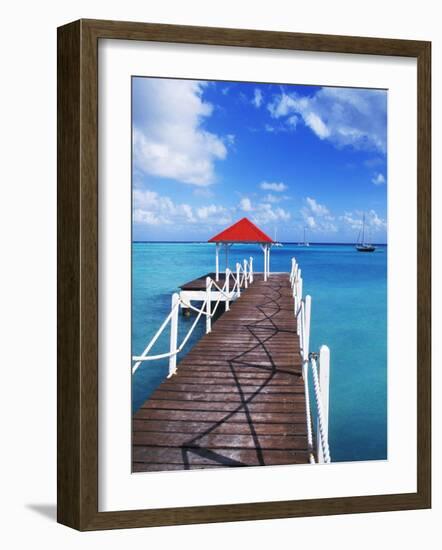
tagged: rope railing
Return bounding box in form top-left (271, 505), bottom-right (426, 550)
top-left (290, 256), bottom-right (331, 464)
top-left (310, 353), bottom-right (331, 463)
top-left (132, 257), bottom-right (254, 377)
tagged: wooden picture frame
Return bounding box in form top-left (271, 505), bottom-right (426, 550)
top-left (57, 18), bottom-right (431, 531)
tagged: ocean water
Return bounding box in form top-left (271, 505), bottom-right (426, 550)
top-left (132, 242), bottom-right (387, 463)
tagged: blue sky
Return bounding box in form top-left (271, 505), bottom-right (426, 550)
top-left (132, 77), bottom-right (387, 243)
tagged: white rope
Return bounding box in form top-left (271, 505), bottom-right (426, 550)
top-left (176, 300), bottom-right (206, 351)
top-left (179, 298), bottom-right (210, 316)
top-left (230, 272), bottom-right (242, 294)
top-left (133, 296), bottom-right (209, 366)
top-left (210, 278), bottom-right (233, 299)
top-left (132, 349), bottom-right (178, 362)
top-left (132, 299), bottom-right (181, 373)
top-left (302, 358), bottom-right (316, 464)
top-left (310, 356), bottom-right (331, 463)
top-left (210, 294), bottom-right (224, 317)
top-left (297, 300), bottom-right (314, 462)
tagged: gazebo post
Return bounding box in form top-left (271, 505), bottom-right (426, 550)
top-left (215, 243), bottom-right (220, 281)
top-left (267, 244), bottom-right (271, 278)
top-left (265, 245), bottom-right (268, 281)
top-left (261, 244), bottom-right (268, 282)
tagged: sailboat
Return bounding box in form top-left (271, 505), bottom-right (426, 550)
top-left (300, 226), bottom-right (309, 247)
top-left (355, 214), bottom-right (376, 252)
top-left (273, 227), bottom-right (283, 247)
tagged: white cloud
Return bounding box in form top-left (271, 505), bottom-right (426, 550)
top-left (301, 197), bottom-right (337, 233)
top-left (304, 112), bottom-right (330, 139)
top-left (133, 189), bottom-right (195, 225)
top-left (260, 181), bottom-right (288, 192)
top-left (253, 88), bottom-right (263, 108)
top-left (264, 122), bottom-right (296, 134)
top-left (340, 209), bottom-right (387, 232)
top-left (133, 79), bottom-right (230, 186)
top-left (287, 115), bottom-right (299, 128)
top-left (305, 197), bottom-right (330, 216)
top-left (263, 193), bottom-right (281, 203)
top-left (240, 197), bottom-right (253, 212)
top-left (340, 212), bottom-right (361, 231)
top-left (225, 134), bottom-right (236, 146)
top-left (252, 204), bottom-right (291, 224)
top-left (372, 172), bottom-right (386, 185)
top-left (268, 93), bottom-right (297, 118)
top-left (238, 197), bottom-right (290, 224)
top-left (268, 87), bottom-right (387, 153)
top-left (366, 209), bottom-right (386, 229)
top-left (304, 216), bottom-right (317, 229)
top-left (133, 189), bottom-right (231, 227)
top-left (196, 204), bottom-right (232, 224)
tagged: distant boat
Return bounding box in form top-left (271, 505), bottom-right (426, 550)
top-left (273, 227), bottom-right (283, 247)
top-left (355, 214), bottom-right (376, 252)
top-left (299, 227), bottom-right (309, 247)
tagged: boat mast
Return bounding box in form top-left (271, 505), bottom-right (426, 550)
top-left (361, 213), bottom-right (365, 244)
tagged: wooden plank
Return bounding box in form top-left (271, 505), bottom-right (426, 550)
top-left (135, 409), bottom-right (306, 423)
top-left (149, 390), bottom-right (305, 401)
top-left (159, 376), bottom-right (299, 386)
top-left (133, 432), bottom-right (308, 450)
top-left (151, 383), bottom-right (302, 394)
top-left (140, 400), bottom-right (305, 413)
top-left (132, 447), bottom-right (311, 467)
top-left (167, 369), bottom-right (300, 379)
top-left (132, 462), bottom-right (230, 471)
top-left (133, 419), bottom-right (307, 435)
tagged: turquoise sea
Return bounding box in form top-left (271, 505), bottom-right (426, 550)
top-left (132, 242), bottom-right (387, 463)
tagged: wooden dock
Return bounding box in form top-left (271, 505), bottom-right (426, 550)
top-left (132, 273), bottom-right (311, 471)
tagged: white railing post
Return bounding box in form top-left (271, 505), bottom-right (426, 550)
top-left (261, 244), bottom-right (267, 281)
top-left (296, 298), bottom-right (300, 335)
top-left (244, 259), bottom-right (248, 288)
top-left (206, 277), bottom-right (212, 333)
top-left (267, 245), bottom-right (271, 278)
top-left (168, 293), bottom-right (180, 377)
top-left (236, 263), bottom-right (241, 298)
top-left (304, 295), bottom-right (311, 359)
top-left (215, 243), bottom-right (220, 282)
top-left (225, 269), bottom-right (230, 311)
top-left (290, 258), bottom-right (295, 285)
top-left (317, 345), bottom-right (330, 463)
top-left (296, 274), bottom-right (303, 336)
top-left (249, 256), bottom-right (254, 283)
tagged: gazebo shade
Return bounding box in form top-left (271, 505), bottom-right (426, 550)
top-left (208, 217), bottom-right (273, 243)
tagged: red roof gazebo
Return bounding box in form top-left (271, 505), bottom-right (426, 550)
top-left (208, 218), bottom-right (274, 282)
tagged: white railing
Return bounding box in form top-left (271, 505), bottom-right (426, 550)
top-left (132, 257), bottom-right (254, 378)
top-left (290, 257), bottom-right (331, 464)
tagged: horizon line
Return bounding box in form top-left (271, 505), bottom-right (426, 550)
top-left (132, 240), bottom-right (388, 245)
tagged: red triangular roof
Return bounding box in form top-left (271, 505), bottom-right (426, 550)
top-left (208, 217), bottom-right (273, 243)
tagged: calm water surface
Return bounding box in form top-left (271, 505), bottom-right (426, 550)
top-left (132, 242), bottom-right (387, 463)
